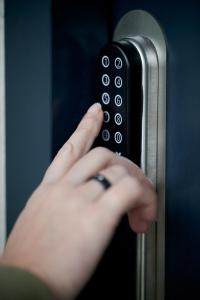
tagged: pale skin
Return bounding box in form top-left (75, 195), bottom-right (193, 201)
top-left (0, 103), bottom-right (157, 299)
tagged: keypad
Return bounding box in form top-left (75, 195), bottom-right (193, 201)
top-left (96, 42), bottom-right (129, 157)
top-left (95, 41), bottom-right (143, 164)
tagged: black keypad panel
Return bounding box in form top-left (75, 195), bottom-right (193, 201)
top-left (95, 41), bottom-right (143, 166)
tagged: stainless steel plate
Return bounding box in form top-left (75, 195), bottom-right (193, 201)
top-left (113, 10), bottom-right (167, 300)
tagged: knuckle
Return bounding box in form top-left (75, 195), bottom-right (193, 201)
top-left (62, 141), bottom-right (77, 158)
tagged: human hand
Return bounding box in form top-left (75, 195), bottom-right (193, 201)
top-left (1, 103), bottom-right (157, 299)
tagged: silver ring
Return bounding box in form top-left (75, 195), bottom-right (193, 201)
top-left (89, 173), bottom-right (111, 190)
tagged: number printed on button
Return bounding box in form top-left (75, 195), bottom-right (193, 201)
top-left (115, 57), bottom-right (123, 69)
top-left (114, 113), bottom-right (122, 125)
top-left (114, 132), bottom-right (122, 144)
top-left (102, 92), bottom-right (110, 105)
top-left (114, 76), bottom-right (122, 88)
top-left (102, 129), bottom-right (110, 142)
top-left (102, 56), bottom-right (110, 68)
top-left (103, 111), bottom-right (110, 123)
top-left (102, 74), bottom-right (110, 86)
top-left (114, 95), bottom-right (122, 107)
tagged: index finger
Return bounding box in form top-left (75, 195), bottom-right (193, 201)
top-left (43, 103), bottom-right (103, 183)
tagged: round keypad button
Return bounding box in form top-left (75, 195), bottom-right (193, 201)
top-left (114, 95), bottom-right (122, 107)
top-left (114, 76), bottom-right (123, 88)
top-left (102, 129), bottom-right (110, 142)
top-left (114, 132), bottom-right (123, 144)
top-left (114, 113), bottom-right (122, 125)
top-left (102, 74), bottom-right (110, 86)
top-left (103, 111), bottom-right (110, 123)
top-left (114, 57), bottom-right (123, 69)
top-left (102, 92), bottom-right (110, 105)
top-left (101, 56), bottom-right (110, 68)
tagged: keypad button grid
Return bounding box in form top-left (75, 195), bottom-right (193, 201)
top-left (98, 45), bottom-right (129, 156)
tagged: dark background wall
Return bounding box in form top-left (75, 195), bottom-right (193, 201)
top-left (5, 0), bottom-right (52, 234)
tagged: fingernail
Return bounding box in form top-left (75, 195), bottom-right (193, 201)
top-left (88, 102), bottom-right (102, 113)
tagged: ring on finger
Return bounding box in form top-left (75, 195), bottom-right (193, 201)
top-left (89, 173), bottom-right (111, 190)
